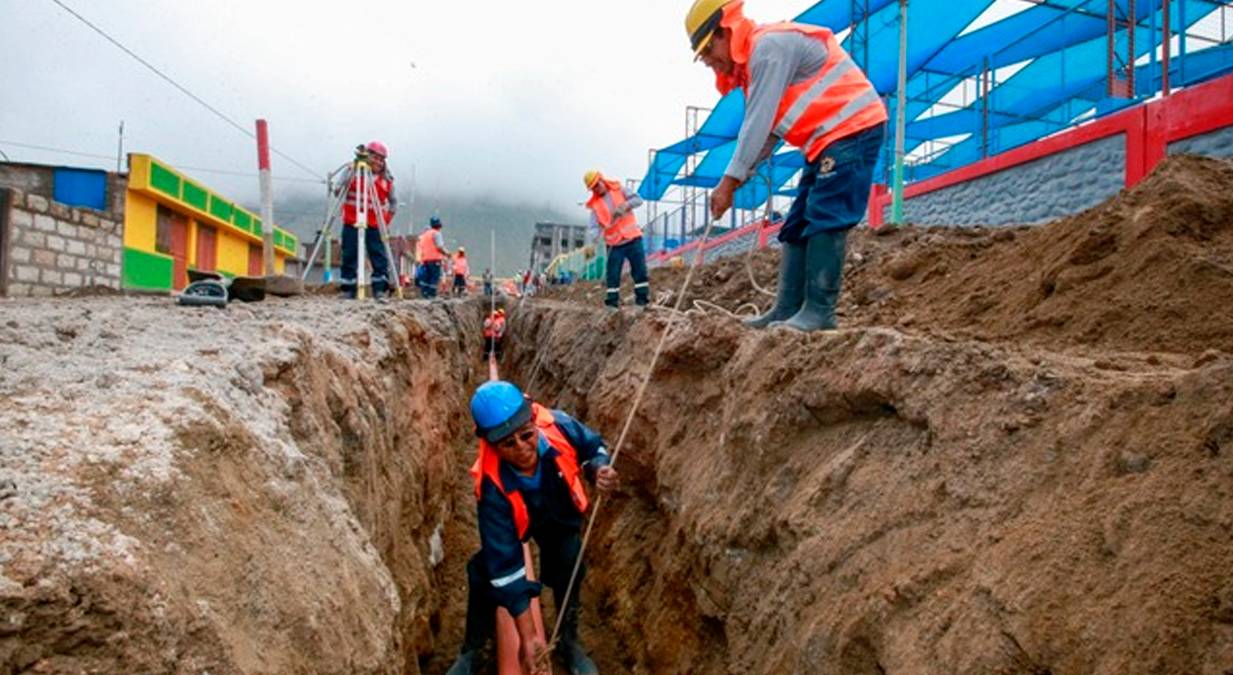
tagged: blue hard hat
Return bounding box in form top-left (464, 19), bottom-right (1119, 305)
top-left (471, 381), bottom-right (532, 443)
top-left (430, 215), bottom-right (442, 228)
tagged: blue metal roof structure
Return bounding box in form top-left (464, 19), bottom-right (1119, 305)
top-left (639, 0), bottom-right (1233, 209)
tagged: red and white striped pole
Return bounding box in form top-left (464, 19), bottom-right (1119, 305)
top-left (256, 119), bottom-right (275, 276)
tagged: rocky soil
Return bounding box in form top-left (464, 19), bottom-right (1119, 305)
top-left (0, 298), bottom-right (484, 674)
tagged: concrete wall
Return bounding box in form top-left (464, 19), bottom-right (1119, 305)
top-left (892, 135), bottom-right (1127, 226)
top-left (1168, 125), bottom-right (1233, 159)
top-left (2, 188), bottom-right (124, 297)
top-left (701, 228), bottom-right (759, 265)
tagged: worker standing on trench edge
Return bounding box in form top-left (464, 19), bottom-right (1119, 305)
top-left (584, 170), bottom-right (651, 309)
top-left (453, 248), bottom-right (470, 296)
top-left (445, 381), bottom-right (616, 675)
top-left (687, 0), bottom-right (887, 331)
top-left (416, 216), bottom-right (450, 298)
top-left (337, 141), bottom-right (396, 299)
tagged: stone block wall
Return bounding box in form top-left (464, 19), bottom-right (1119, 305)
top-left (1168, 125), bottom-right (1233, 159)
top-left (2, 188), bottom-right (123, 297)
top-left (890, 135), bottom-right (1127, 227)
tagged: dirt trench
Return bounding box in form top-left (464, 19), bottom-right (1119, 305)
top-left (3, 156), bottom-right (1233, 675)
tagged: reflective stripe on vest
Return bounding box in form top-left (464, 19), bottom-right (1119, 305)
top-left (342, 172), bottom-right (393, 227)
top-left (736, 23), bottom-right (887, 162)
top-left (469, 403), bottom-right (590, 540)
top-left (418, 229), bottom-right (444, 262)
top-left (586, 180), bottom-right (642, 247)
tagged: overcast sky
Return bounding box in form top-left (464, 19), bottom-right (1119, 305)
top-left (1, 0), bottom-right (809, 215)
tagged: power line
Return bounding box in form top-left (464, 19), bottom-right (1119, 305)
top-left (48, 0), bottom-right (324, 181)
top-left (0, 139), bottom-right (325, 184)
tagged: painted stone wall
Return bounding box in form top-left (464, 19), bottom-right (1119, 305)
top-left (892, 135), bottom-right (1128, 226)
top-left (1168, 125), bottom-right (1233, 159)
top-left (2, 188), bottom-right (123, 297)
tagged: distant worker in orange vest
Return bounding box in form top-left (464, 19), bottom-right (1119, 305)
top-left (445, 381), bottom-right (616, 675)
top-left (482, 308), bottom-right (506, 360)
top-left (453, 248), bottom-right (471, 297)
top-left (584, 170), bottom-right (651, 309)
top-left (686, 0), bottom-right (887, 331)
top-left (338, 141), bottom-right (396, 299)
top-left (416, 215), bottom-right (449, 299)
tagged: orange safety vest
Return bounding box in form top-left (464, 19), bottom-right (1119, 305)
top-left (586, 180), bottom-right (643, 247)
top-left (454, 253), bottom-right (470, 278)
top-left (342, 170), bottom-right (394, 227)
top-left (469, 403), bottom-right (589, 540)
top-left (417, 228), bottom-right (445, 263)
top-left (482, 316), bottom-right (505, 339)
top-left (715, 5), bottom-right (887, 163)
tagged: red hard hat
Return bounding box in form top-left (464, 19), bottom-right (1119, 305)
top-left (366, 141), bottom-right (389, 158)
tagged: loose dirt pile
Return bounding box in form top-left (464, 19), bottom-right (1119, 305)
top-left (546, 155), bottom-right (1233, 356)
top-left (0, 297), bottom-right (483, 674)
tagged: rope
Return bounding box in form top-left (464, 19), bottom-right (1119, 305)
top-left (543, 216), bottom-right (724, 661)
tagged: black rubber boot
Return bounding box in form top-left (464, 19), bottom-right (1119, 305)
top-left (744, 240), bottom-right (806, 328)
top-left (556, 603), bottom-right (598, 675)
top-left (773, 230), bottom-right (847, 332)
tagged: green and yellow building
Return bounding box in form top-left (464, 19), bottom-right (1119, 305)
top-left (123, 153), bottom-right (299, 292)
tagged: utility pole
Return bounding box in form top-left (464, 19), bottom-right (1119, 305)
top-left (255, 119), bottom-right (275, 276)
top-left (116, 121), bottom-right (124, 172)
top-left (891, 0), bottom-right (909, 226)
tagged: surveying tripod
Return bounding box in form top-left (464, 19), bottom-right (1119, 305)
top-left (301, 145), bottom-right (404, 300)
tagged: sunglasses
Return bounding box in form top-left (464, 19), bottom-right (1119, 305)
top-left (497, 427), bottom-right (536, 450)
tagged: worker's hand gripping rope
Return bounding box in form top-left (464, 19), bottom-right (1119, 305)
top-left (544, 216), bottom-right (724, 656)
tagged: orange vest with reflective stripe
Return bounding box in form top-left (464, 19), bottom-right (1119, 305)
top-left (586, 181), bottom-right (642, 247)
top-left (469, 403), bottom-right (590, 540)
top-left (720, 20), bottom-right (887, 162)
top-left (342, 170), bottom-right (393, 227)
top-left (417, 228), bottom-right (444, 262)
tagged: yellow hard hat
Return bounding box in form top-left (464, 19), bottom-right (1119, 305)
top-left (583, 170), bottom-right (603, 190)
top-left (458, 247), bottom-right (466, 253)
top-left (685, 0), bottom-right (735, 57)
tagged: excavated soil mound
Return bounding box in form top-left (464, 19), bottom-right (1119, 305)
top-left (546, 155), bottom-right (1233, 356)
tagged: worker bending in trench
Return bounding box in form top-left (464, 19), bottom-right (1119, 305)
top-left (583, 170), bottom-right (651, 309)
top-left (446, 381), bottom-right (616, 675)
top-left (687, 0), bottom-right (887, 331)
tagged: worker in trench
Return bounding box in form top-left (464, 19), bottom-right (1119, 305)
top-left (482, 308), bottom-right (506, 362)
top-left (445, 381), bottom-right (617, 675)
top-left (583, 170), bottom-right (651, 309)
top-left (337, 141), bottom-right (396, 299)
top-left (686, 0), bottom-right (887, 331)
top-left (416, 215), bottom-right (450, 299)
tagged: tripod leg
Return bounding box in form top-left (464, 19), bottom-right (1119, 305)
top-left (371, 194), bottom-right (403, 299)
top-left (355, 166), bottom-right (369, 300)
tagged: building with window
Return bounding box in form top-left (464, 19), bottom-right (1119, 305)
top-left (123, 154), bottom-right (299, 292)
top-left (529, 221), bottom-right (586, 274)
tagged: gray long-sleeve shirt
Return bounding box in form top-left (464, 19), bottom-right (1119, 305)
top-left (587, 187), bottom-right (644, 244)
top-left (725, 31), bottom-right (829, 183)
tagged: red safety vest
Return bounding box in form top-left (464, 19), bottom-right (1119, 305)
top-left (714, 5), bottom-right (887, 162)
top-left (342, 170), bottom-right (394, 227)
top-left (454, 253), bottom-right (470, 278)
top-left (417, 228), bottom-right (445, 263)
top-left (482, 316), bottom-right (505, 338)
top-left (586, 180), bottom-right (642, 247)
top-left (470, 403), bottom-right (589, 540)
